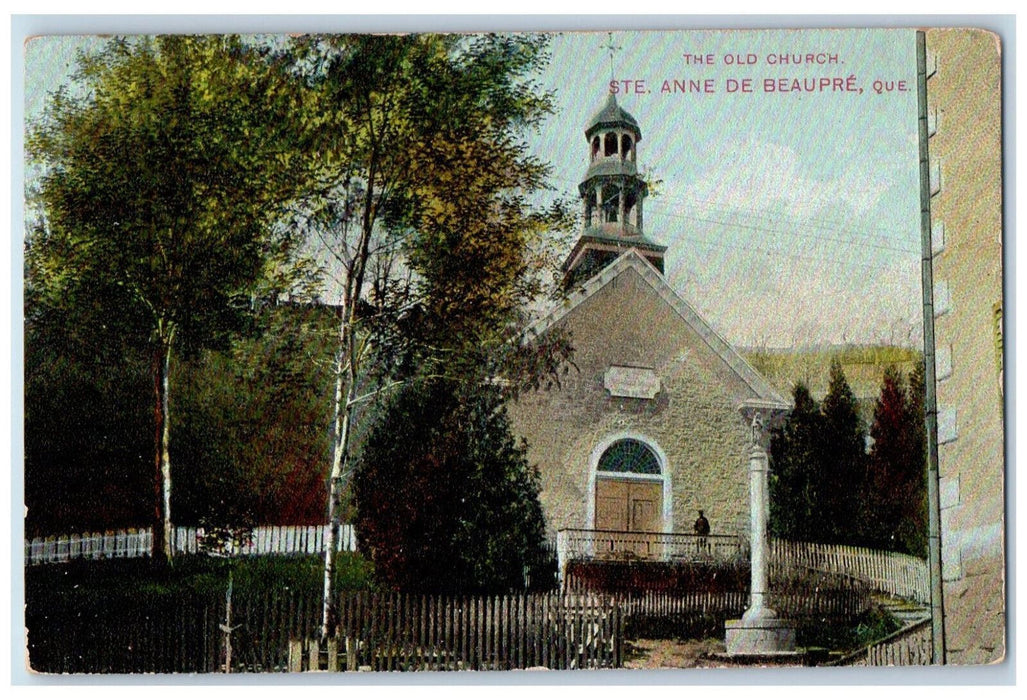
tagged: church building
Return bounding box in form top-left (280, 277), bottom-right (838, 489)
top-left (507, 95), bottom-right (789, 556)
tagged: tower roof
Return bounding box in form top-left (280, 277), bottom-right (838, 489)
top-left (585, 94), bottom-right (641, 140)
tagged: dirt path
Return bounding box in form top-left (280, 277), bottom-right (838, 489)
top-left (623, 639), bottom-right (725, 669)
top-left (623, 638), bottom-right (807, 669)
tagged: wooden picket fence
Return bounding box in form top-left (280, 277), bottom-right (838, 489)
top-left (768, 539), bottom-right (930, 604)
top-left (617, 586), bottom-right (870, 622)
top-left (24, 524), bottom-right (358, 566)
top-left (25, 528), bottom-right (154, 565)
top-left (290, 591), bottom-right (623, 671)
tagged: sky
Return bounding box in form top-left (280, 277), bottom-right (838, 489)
top-left (22, 28), bottom-right (925, 350)
top-left (532, 30), bottom-right (923, 349)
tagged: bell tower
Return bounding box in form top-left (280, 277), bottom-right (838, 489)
top-left (563, 94), bottom-right (667, 289)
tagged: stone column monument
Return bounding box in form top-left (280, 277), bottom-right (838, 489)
top-left (725, 413), bottom-right (796, 655)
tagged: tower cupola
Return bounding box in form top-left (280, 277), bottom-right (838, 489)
top-left (563, 94), bottom-right (667, 288)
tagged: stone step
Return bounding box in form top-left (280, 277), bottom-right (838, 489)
top-left (888, 609), bottom-right (930, 625)
top-left (879, 598), bottom-right (931, 625)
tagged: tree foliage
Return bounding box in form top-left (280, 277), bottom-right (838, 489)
top-left (903, 361), bottom-right (928, 556)
top-left (27, 35), bottom-right (312, 561)
top-left (353, 379), bottom-right (550, 594)
top-left (862, 363), bottom-right (927, 556)
top-left (819, 358), bottom-right (869, 543)
top-left (284, 33), bottom-right (572, 629)
top-left (771, 359), bottom-right (928, 555)
top-left (288, 33), bottom-right (573, 391)
top-left (769, 383), bottom-right (825, 542)
top-left (26, 34), bottom-right (574, 591)
top-left (172, 303), bottom-right (338, 528)
top-left (382, 35), bottom-right (575, 387)
top-left (23, 321), bottom-right (152, 535)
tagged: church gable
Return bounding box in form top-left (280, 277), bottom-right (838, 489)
top-left (527, 250), bottom-right (788, 410)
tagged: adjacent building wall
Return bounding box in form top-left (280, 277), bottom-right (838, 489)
top-left (926, 27), bottom-right (1005, 665)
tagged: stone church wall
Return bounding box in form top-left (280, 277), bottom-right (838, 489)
top-left (508, 265), bottom-right (754, 538)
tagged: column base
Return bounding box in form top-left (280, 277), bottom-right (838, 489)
top-left (725, 615), bottom-right (796, 655)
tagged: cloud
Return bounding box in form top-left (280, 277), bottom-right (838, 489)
top-left (669, 138), bottom-right (895, 220)
top-left (666, 232), bottom-right (923, 348)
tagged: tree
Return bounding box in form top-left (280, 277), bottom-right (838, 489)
top-left (862, 365), bottom-right (909, 548)
top-left (900, 359), bottom-right (928, 556)
top-left (173, 302), bottom-right (338, 528)
top-left (23, 308), bottom-right (153, 535)
top-left (27, 36), bottom-right (310, 563)
top-left (353, 379), bottom-right (550, 594)
top-left (769, 383), bottom-right (825, 542)
top-left (820, 359), bottom-right (868, 543)
top-left (285, 34), bottom-right (571, 635)
top-left (862, 363), bottom-right (928, 555)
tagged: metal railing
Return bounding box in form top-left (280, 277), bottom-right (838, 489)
top-left (554, 529), bottom-right (930, 606)
top-left (555, 529), bottom-right (745, 584)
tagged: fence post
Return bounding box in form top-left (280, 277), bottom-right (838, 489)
top-left (326, 636), bottom-right (339, 672)
top-left (307, 637), bottom-right (319, 671)
top-left (556, 530), bottom-right (568, 590)
top-left (288, 639), bottom-right (303, 672)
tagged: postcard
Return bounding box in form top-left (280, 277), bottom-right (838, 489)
top-left (20, 25), bottom-right (1004, 674)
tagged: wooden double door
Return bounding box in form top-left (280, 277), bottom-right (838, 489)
top-left (594, 477), bottom-right (662, 558)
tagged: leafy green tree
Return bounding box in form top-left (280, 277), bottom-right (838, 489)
top-left (769, 383), bottom-right (825, 542)
top-left (819, 358), bottom-right (868, 543)
top-left (27, 35), bottom-right (310, 562)
top-left (173, 303), bottom-right (338, 528)
top-left (285, 34), bottom-right (571, 633)
top-left (23, 316), bottom-right (153, 535)
top-left (353, 379), bottom-right (550, 595)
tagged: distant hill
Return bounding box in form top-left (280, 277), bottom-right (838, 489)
top-left (740, 344), bottom-right (923, 423)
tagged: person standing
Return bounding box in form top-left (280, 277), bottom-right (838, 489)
top-left (694, 509), bottom-right (711, 554)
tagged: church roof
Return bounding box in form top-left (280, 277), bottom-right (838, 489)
top-left (561, 233), bottom-right (666, 272)
top-left (526, 249), bottom-right (790, 410)
top-left (585, 94), bottom-right (641, 139)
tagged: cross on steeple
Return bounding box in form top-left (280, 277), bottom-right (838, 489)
top-left (600, 32), bottom-right (621, 83)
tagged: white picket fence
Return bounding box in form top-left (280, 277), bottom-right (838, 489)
top-left (24, 524), bottom-right (358, 566)
top-left (769, 539), bottom-right (930, 605)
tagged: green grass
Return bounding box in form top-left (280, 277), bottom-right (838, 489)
top-left (25, 552), bottom-right (374, 605)
top-left (26, 554), bottom-right (376, 673)
top-left (797, 604), bottom-right (902, 652)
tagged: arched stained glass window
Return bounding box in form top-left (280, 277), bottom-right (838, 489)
top-left (597, 439), bottom-right (660, 475)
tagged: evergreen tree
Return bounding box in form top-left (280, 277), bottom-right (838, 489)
top-left (819, 359), bottom-right (868, 544)
top-left (769, 383), bottom-right (825, 541)
top-left (897, 361), bottom-right (928, 556)
top-left (770, 358), bottom-right (928, 555)
top-left (352, 379), bottom-right (550, 595)
top-left (863, 365), bottom-right (910, 549)
top-left (862, 362), bottom-right (929, 556)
